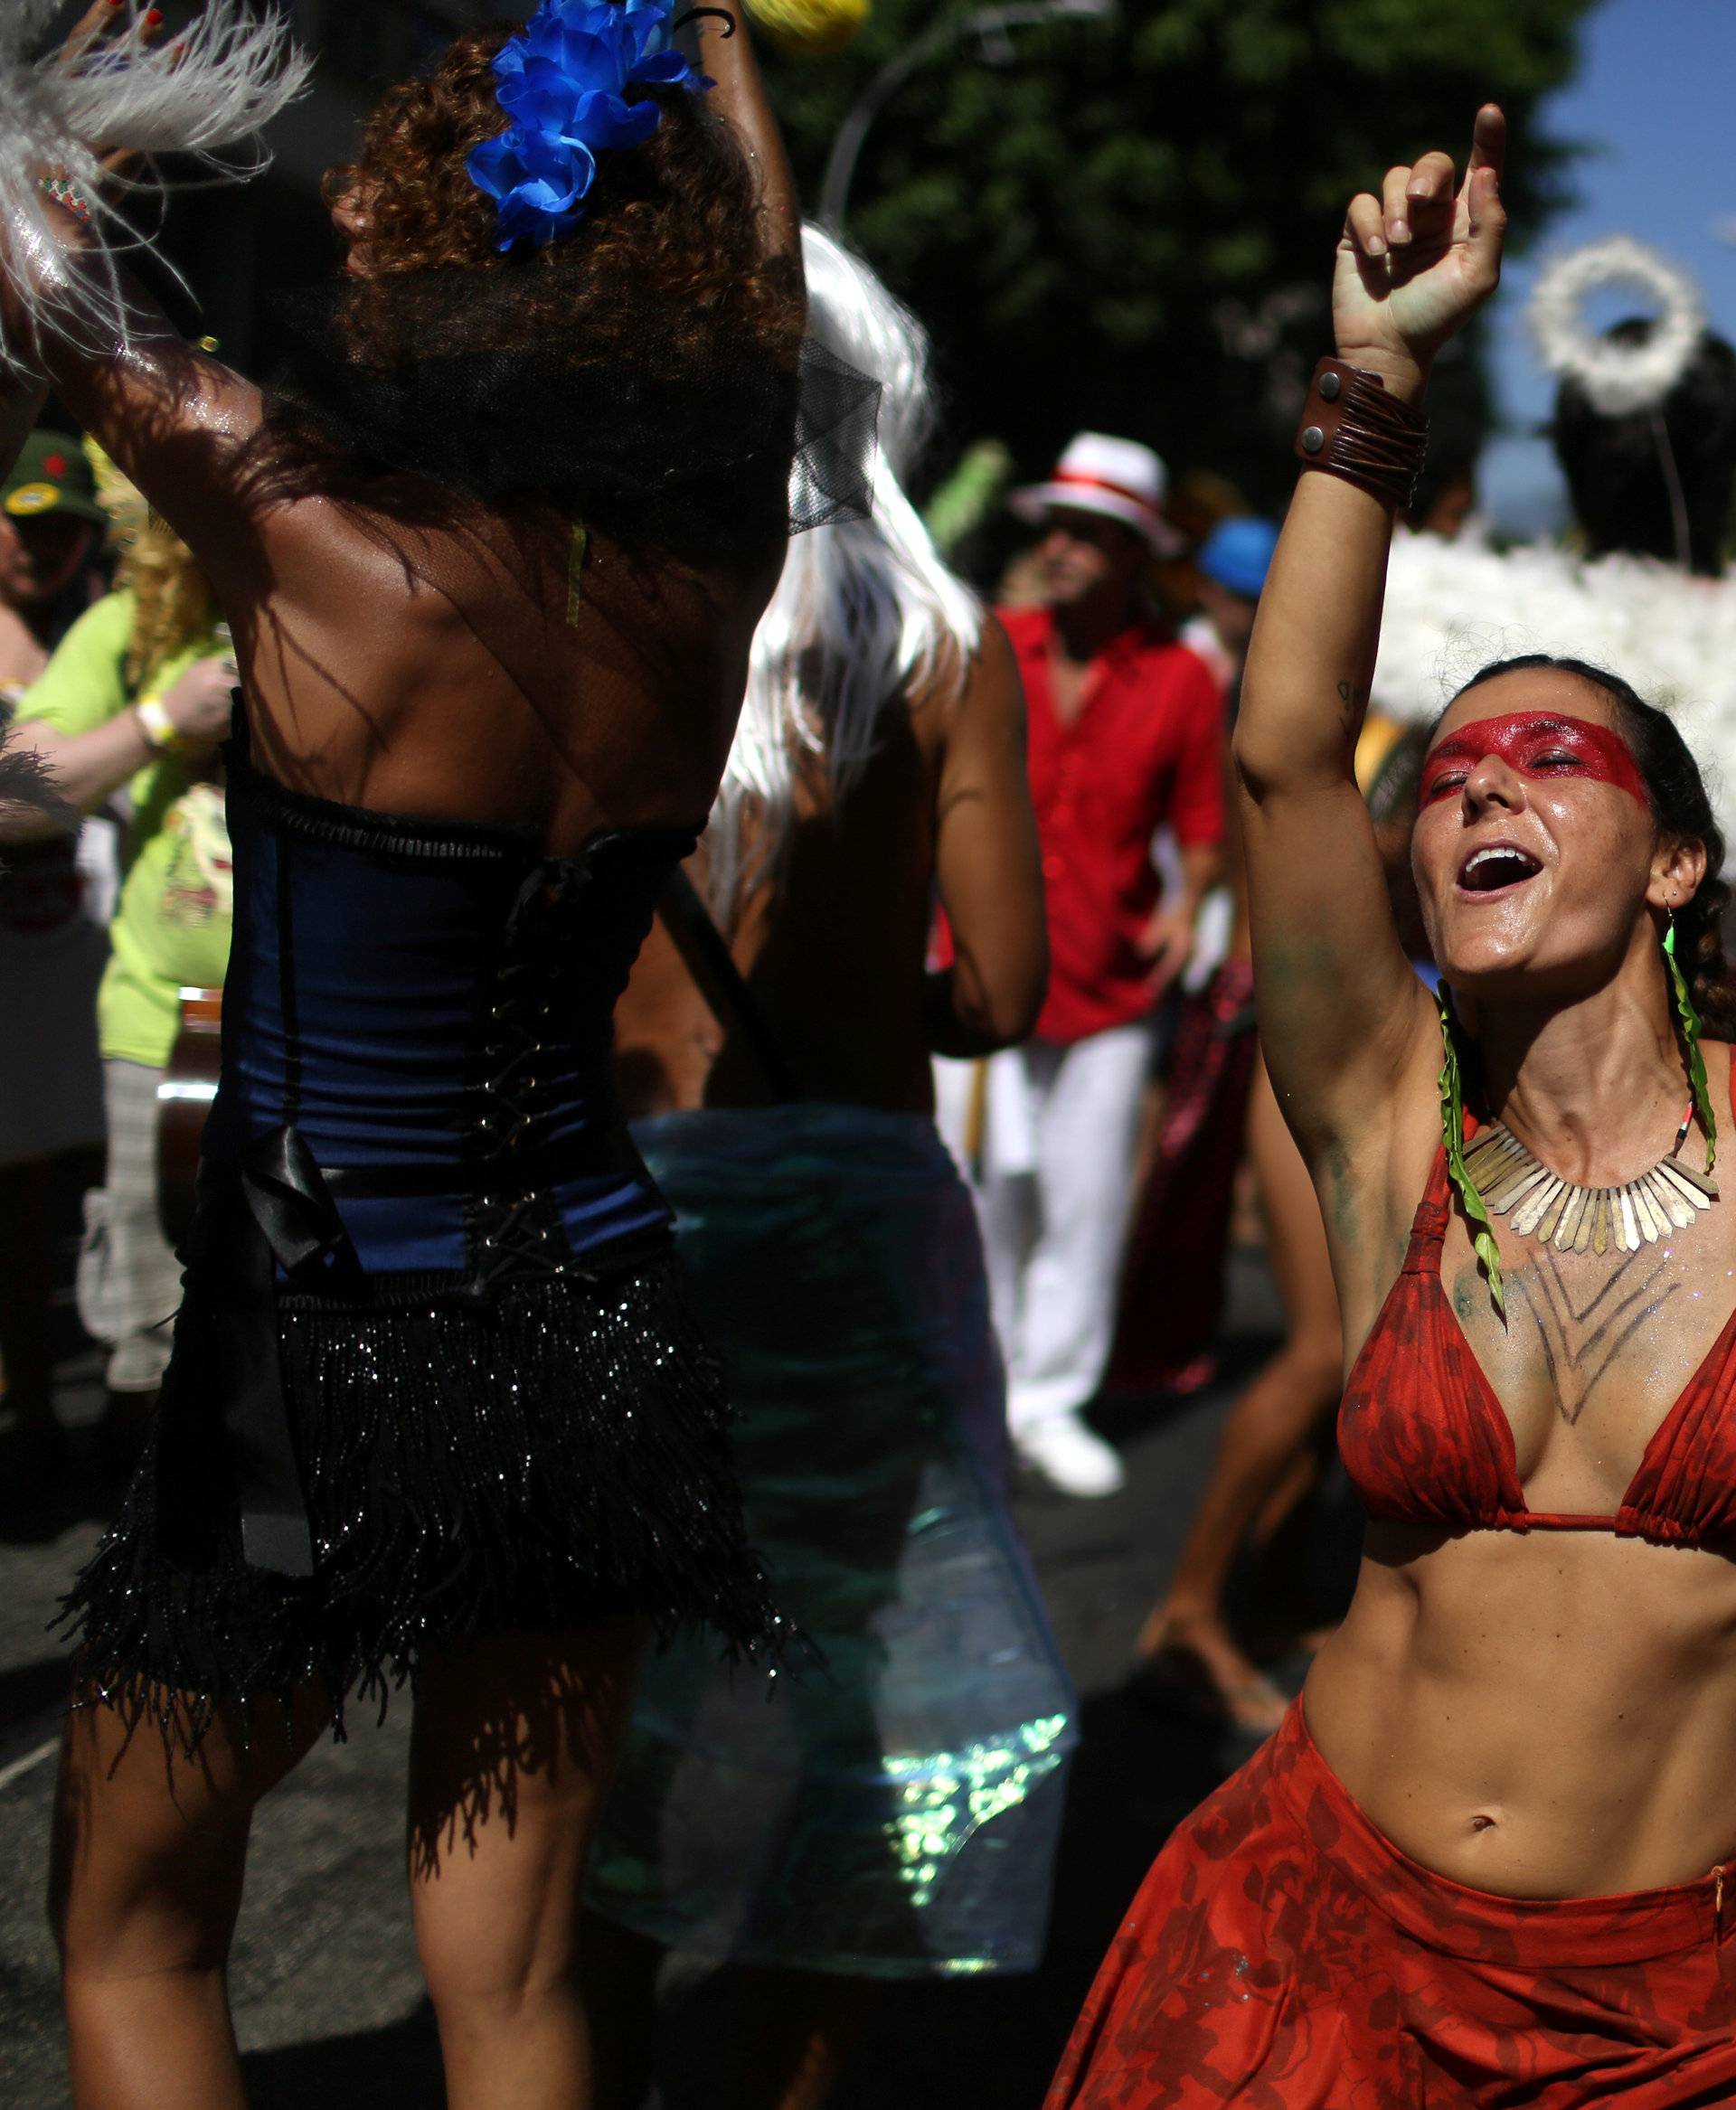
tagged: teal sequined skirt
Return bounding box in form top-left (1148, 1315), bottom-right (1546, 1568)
top-left (586, 1105), bottom-right (1077, 1978)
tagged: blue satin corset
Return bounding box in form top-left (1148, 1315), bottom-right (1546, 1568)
top-left (203, 730), bottom-right (700, 1287)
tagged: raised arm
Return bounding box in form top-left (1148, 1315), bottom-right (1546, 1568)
top-left (686, 1), bottom-right (801, 266)
top-left (0, 240), bottom-right (266, 618)
top-left (927, 615), bottom-right (1048, 1056)
top-left (1236, 108), bottom-right (1506, 1189)
top-left (0, 0), bottom-right (136, 473)
top-left (0, 5), bottom-right (297, 588)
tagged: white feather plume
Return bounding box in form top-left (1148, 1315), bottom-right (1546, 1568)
top-left (0, 2), bottom-right (311, 371)
top-left (707, 226), bottom-right (983, 914)
top-left (1373, 525), bottom-right (1736, 840)
top-left (1527, 236), bottom-right (1705, 417)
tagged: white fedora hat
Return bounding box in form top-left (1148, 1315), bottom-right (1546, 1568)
top-left (1009, 430), bottom-right (1186, 557)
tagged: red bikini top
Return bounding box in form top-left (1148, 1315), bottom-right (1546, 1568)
top-left (1338, 1086), bottom-right (1736, 1548)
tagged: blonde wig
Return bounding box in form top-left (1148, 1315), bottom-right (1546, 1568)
top-left (118, 517), bottom-right (219, 694)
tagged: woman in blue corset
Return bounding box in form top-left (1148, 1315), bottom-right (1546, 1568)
top-left (3, 5), bottom-right (825, 2105)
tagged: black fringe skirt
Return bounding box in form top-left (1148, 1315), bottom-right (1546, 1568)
top-left (61, 1256), bottom-right (788, 1752)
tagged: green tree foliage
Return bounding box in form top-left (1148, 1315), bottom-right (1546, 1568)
top-left (765, 0), bottom-right (1596, 504)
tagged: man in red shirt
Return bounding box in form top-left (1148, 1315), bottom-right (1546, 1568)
top-left (981, 433), bottom-right (1225, 1496)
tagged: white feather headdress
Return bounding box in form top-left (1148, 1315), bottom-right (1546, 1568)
top-left (1373, 526), bottom-right (1736, 839)
top-left (0, 2), bottom-right (310, 370)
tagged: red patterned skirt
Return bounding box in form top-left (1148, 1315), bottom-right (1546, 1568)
top-left (1046, 1701), bottom-right (1736, 2107)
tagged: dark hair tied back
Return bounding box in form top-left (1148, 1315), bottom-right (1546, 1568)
top-left (1454, 655), bottom-right (1736, 1040)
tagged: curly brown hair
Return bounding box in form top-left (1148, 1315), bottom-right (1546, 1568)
top-left (324, 28), bottom-right (801, 375)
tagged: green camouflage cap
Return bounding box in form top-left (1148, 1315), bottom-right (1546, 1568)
top-left (1, 430), bottom-right (105, 529)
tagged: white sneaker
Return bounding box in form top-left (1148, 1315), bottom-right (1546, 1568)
top-left (1015, 1410), bottom-right (1127, 1498)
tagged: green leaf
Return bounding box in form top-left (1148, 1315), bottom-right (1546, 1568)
top-left (1438, 994), bottom-right (1504, 1317)
top-left (1666, 934), bottom-right (1720, 1176)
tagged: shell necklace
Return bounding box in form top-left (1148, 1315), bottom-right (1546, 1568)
top-left (1464, 1103), bottom-right (1719, 1255)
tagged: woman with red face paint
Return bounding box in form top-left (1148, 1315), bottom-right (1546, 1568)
top-left (1047, 108), bottom-right (1736, 2110)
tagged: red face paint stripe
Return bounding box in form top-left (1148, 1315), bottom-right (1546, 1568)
top-left (1421, 711), bottom-right (1650, 808)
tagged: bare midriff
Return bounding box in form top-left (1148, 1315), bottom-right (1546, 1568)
top-left (1305, 1522), bottom-right (1736, 1898)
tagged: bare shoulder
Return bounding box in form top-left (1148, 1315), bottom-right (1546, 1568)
top-left (235, 504), bottom-right (534, 782)
top-left (969, 609), bottom-right (1021, 685)
top-left (929, 611), bottom-right (1022, 742)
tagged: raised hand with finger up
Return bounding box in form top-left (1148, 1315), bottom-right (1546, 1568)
top-left (1333, 103), bottom-right (1508, 405)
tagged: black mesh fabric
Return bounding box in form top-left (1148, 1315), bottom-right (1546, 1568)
top-left (257, 270), bottom-right (878, 561)
top-left (788, 336), bottom-right (882, 533)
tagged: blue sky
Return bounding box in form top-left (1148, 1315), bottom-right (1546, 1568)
top-left (1481, 0), bottom-right (1736, 531)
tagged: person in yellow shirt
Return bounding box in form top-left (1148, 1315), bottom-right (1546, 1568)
top-left (5, 510), bottom-right (232, 1466)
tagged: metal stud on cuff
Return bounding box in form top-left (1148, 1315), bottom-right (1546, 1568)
top-left (1292, 355), bottom-right (1429, 508)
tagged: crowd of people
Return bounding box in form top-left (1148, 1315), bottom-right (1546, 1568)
top-left (7, 6), bottom-right (1736, 2109)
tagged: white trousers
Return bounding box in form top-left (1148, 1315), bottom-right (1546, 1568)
top-left (943, 1022), bottom-right (1153, 1437)
top-left (78, 1060), bottom-right (181, 1394)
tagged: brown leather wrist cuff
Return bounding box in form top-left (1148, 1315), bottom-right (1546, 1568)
top-left (1294, 356), bottom-right (1429, 511)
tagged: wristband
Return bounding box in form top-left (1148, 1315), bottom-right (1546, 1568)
top-left (39, 174), bottom-right (92, 226)
top-left (134, 695), bottom-right (184, 754)
top-left (1294, 357), bottom-right (1429, 512)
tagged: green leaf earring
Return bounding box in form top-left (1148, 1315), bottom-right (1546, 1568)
top-left (1437, 988), bottom-right (1505, 1316)
top-left (1665, 910), bottom-right (1718, 1176)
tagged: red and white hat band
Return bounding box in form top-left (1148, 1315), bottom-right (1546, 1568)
top-left (1047, 468), bottom-right (1164, 524)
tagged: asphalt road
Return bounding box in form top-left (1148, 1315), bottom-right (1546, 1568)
top-left (0, 1249), bottom-right (1360, 2108)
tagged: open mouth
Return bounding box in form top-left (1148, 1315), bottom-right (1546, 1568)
top-left (1458, 844), bottom-right (1543, 896)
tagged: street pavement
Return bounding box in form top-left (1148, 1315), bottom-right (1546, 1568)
top-left (0, 1249), bottom-right (1360, 2108)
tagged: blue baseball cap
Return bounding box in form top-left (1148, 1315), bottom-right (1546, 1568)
top-left (1198, 516), bottom-right (1279, 599)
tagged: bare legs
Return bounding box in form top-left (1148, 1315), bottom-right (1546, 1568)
top-left (51, 1617), bottom-right (644, 2110)
top-left (408, 1620), bottom-right (645, 2110)
top-left (583, 1914), bottom-right (882, 2110)
top-left (1137, 1050), bottom-right (1343, 1733)
top-left (51, 1687), bottom-right (330, 2110)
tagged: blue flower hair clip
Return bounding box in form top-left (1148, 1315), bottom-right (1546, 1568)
top-left (467, 0), bottom-right (708, 251)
